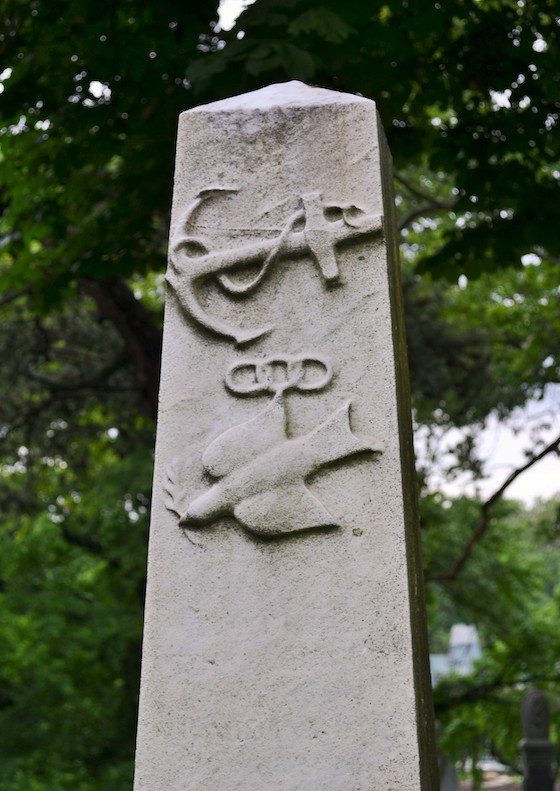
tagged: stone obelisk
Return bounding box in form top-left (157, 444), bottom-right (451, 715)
top-left (134, 81), bottom-right (437, 790)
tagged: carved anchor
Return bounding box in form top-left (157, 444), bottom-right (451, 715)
top-left (166, 187), bottom-right (383, 346)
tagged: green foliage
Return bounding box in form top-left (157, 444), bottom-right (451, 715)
top-left (0, 440), bottom-right (151, 789)
top-left (0, 0), bottom-right (217, 302)
top-left (425, 496), bottom-right (560, 776)
top-left (444, 261), bottom-right (560, 413)
top-left (189, 0), bottom-right (560, 280)
top-left (287, 8), bottom-right (356, 43)
top-left (405, 255), bottom-right (560, 430)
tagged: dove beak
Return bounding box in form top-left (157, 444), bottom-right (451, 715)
top-left (180, 490), bottom-right (223, 526)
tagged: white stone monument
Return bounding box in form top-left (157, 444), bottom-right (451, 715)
top-left (134, 81), bottom-right (437, 790)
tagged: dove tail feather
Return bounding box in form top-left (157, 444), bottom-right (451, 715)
top-left (164, 459), bottom-right (182, 518)
top-left (306, 399), bottom-right (374, 467)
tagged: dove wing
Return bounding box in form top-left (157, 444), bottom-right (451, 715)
top-left (202, 396), bottom-right (287, 478)
top-left (233, 482), bottom-right (338, 536)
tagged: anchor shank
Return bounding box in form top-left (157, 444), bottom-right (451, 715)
top-left (172, 214), bottom-right (383, 283)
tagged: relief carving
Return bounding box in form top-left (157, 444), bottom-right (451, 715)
top-left (225, 353), bottom-right (332, 397)
top-left (167, 187), bottom-right (383, 345)
top-left (165, 390), bottom-right (382, 538)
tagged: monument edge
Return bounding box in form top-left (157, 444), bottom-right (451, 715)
top-left (376, 110), bottom-right (440, 789)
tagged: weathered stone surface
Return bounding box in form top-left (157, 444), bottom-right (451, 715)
top-left (134, 81), bottom-right (436, 790)
top-left (520, 688), bottom-right (555, 791)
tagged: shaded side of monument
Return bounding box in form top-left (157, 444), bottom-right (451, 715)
top-left (134, 81), bottom-right (438, 790)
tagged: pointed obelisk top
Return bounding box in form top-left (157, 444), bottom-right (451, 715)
top-left (184, 79), bottom-right (374, 114)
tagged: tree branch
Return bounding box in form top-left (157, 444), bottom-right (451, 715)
top-left (395, 173), bottom-right (454, 206)
top-left (1, 397), bottom-right (55, 439)
top-left (395, 172), bottom-right (457, 230)
top-left (0, 286), bottom-right (30, 310)
top-left (80, 277), bottom-right (162, 419)
top-left (61, 525), bottom-right (105, 556)
top-left (27, 350), bottom-right (128, 392)
top-left (434, 671), bottom-right (560, 713)
top-left (398, 202), bottom-right (454, 231)
top-left (427, 431), bottom-right (560, 583)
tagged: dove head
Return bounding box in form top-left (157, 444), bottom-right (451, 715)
top-left (180, 487), bottom-right (227, 527)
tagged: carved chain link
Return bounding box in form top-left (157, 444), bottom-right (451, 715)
top-left (225, 354), bottom-right (333, 396)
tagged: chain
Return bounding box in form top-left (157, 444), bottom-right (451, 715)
top-left (225, 354), bottom-right (333, 396)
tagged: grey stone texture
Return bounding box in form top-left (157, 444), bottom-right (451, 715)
top-left (520, 689), bottom-right (555, 791)
top-left (134, 81), bottom-right (437, 790)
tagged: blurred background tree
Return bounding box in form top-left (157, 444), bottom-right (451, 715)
top-left (0, 0), bottom-right (558, 787)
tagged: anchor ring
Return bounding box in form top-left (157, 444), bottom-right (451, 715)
top-left (225, 354), bottom-right (333, 396)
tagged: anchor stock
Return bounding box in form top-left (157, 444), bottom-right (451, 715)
top-left (166, 188), bottom-right (383, 346)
